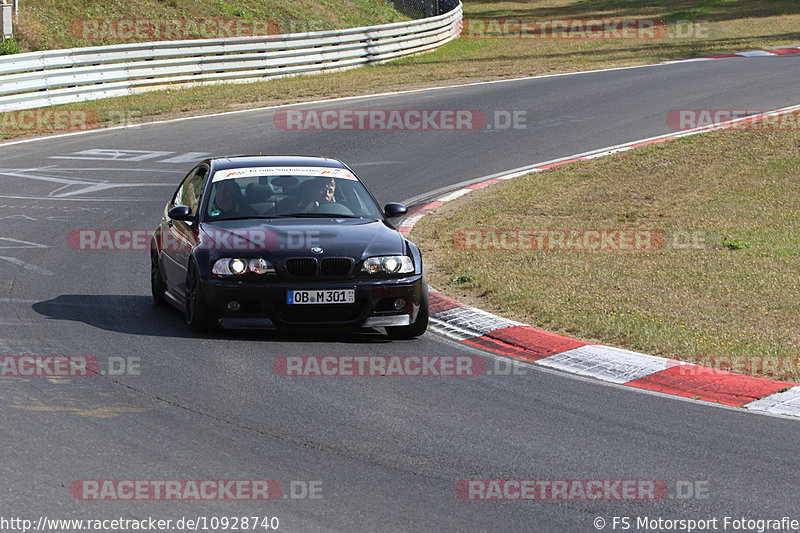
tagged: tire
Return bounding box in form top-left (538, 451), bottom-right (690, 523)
top-left (150, 249), bottom-right (166, 306)
top-left (386, 287), bottom-right (429, 340)
top-left (185, 260), bottom-right (210, 332)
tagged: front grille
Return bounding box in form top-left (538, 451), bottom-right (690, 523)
top-left (286, 258), bottom-right (317, 277)
top-left (278, 302), bottom-right (365, 324)
top-left (321, 257), bottom-right (354, 276)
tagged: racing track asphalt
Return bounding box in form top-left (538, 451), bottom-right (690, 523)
top-left (1, 56), bottom-right (800, 531)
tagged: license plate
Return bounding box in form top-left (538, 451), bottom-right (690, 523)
top-left (287, 289), bottom-right (355, 305)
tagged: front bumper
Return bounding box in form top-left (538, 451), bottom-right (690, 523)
top-left (200, 274), bottom-right (425, 330)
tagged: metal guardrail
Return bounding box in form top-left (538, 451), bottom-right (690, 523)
top-left (0, 2), bottom-right (462, 112)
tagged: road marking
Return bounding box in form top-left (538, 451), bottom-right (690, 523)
top-left (0, 387), bottom-right (155, 418)
top-left (0, 215), bottom-right (36, 221)
top-left (0, 237), bottom-right (49, 249)
top-left (50, 149), bottom-right (174, 161)
top-left (0, 166), bottom-right (174, 201)
top-left (0, 194), bottom-right (146, 202)
top-left (8, 404), bottom-right (152, 418)
top-left (0, 255), bottom-right (54, 276)
top-left (10, 166), bottom-right (180, 174)
top-left (159, 152), bottom-right (212, 163)
top-left (48, 150), bottom-right (211, 164)
top-left (352, 160), bottom-right (405, 166)
top-left (0, 166), bottom-right (98, 186)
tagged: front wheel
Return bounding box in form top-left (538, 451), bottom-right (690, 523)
top-left (150, 249), bottom-right (166, 306)
top-left (386, 288), bottom-right (429, 340)
top-left (185, 260), bottom-right (210, 332)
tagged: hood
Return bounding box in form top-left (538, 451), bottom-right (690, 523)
top-left (197, 218), bottom-right (406, 260)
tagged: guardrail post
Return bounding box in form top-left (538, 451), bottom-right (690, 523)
top-left (1, 2), bottom-right (12, 38)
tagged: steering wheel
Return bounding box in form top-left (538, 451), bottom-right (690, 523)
top-left (310, 201), bottom-right (354, 216)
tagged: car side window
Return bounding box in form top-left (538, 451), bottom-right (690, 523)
top-left (172, 166), bottom-right (208, 215)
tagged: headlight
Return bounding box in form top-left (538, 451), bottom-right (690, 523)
top-left (230, 258), bottom-right (247, 275)
top-left (248, 258), bottom-right (271, 274)
top-left (212, 258), bottom-right (275, 276)
top-left (362, 255), bottom-right (414, 275)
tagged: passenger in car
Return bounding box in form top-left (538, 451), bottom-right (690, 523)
top-left (210, 180), bottom-right (257, 219)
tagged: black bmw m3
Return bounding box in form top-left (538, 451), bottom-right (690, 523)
top-left (150, 155), bottom-right (428, 338)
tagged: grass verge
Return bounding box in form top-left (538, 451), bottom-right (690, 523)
top-left (13, 0), bottom-right (406, 50)
top-left (409, 128), bottom-right (800, 380)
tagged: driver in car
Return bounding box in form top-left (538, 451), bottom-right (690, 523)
top-left (302, 177), bottom-right (336, 212)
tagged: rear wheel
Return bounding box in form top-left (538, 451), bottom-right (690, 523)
top-left (150, 249), bottom-right (166, 306)
top-left (386, 286), bottom-right (429, 340)
top-left (185, 260), bottom-right (210, 332)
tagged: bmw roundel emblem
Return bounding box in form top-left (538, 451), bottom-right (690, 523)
top-left (311, 247), bottom-right (323, 254)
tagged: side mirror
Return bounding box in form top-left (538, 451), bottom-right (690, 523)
top-left (384, 202), bottom-right (408, 218)
top-left (168, 205), bottom-right (193, 221)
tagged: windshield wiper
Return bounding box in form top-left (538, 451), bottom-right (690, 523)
top-left (276, 213), bottom-right (364, 218)
top-left (209, 215), bottom-right (273, 222)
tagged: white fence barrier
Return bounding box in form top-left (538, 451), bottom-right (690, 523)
top-left (0, 3), bottom-right (462, 112)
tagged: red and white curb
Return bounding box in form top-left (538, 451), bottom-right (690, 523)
top-left (706, 46), bottom-right (800, 59)
top-left (666, 46), bottom-right (800, 63)
top-left (427, 288), bottom-right (800, 410)
top-left (423, 292), bottom-right (800, 418)
top-left (399, 108), bottom-right (800, 420)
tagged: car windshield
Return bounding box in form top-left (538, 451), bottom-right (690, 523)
top-left (203, 166), bottom-right (385, 221)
